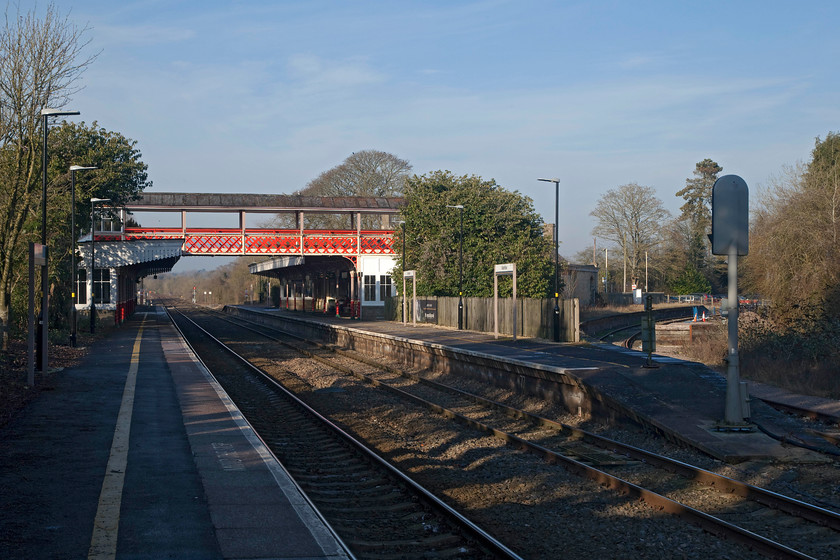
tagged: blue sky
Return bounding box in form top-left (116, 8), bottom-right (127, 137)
top-left (53, 0), bottom-right (840, 270)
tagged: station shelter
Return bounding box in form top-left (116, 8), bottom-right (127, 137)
top-left (250, 253), bottom-right (397, 320)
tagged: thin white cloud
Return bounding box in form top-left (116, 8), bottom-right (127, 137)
top-left (94, 23), bottom-right (195, 46)
top-left (66, 0), bottom-right (836, 259)
top-left (285, 54), bottom-right (385, 89)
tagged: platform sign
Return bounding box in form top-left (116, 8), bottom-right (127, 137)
top-left (493, 263), bottom-right (517, 341)
top-left (403, 270), bottom-right (417, 326)
top-left (417, 299), bottom-right (438, 323)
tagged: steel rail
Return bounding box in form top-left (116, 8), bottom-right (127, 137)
top-left (167, 306), bottom-right (524, 560)
top-left (164, 307), bottom-right (357, 560)
top-left (218, 308), bottom-right (840, 530)
top-left (211, 308), bottom-right (823, 560)
top-left (759, 398), bottom-right (840, 427)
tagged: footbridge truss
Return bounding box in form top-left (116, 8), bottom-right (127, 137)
top-left (99, 192), bottom-right (403, 262)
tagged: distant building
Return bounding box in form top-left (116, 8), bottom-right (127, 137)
top-left (562, 263), bottom-right (598, 305)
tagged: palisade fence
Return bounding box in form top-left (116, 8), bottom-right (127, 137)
top-left (384, 296), bottom-right (580, 342)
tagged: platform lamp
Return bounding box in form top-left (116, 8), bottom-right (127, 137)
top-left (445, 205), bottom-right (464, 330)
top-left (38, 108), bottom-right (80, 371)
top-left (90, 197), bottom-right (110, 334)
top-left (69, 166), bottom-right (97, 347)
top-left (538, 177), bottom-right (561, 342)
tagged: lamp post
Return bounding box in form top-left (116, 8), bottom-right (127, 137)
top-left (90, 197), bottom-right (110, 334)
top-left (38, 108), bottom-right (80, 371)
top-left (538, 177), bottom-right (561, 342)
top-left (604, 248), bottom-right (609, 293)
top-left (69, 166), bottom-right (96, 347)
top-left (446, 205), bottom-right (464, 330)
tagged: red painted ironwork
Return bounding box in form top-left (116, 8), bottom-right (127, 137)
top-left (360, 235), bottom-right (394, 254)
top-left (124, 227), bottom-right (183, 240)
top-left (245, 234), bottom-right (299, 254)
top-left (121, 227), bottom-right (394, 257)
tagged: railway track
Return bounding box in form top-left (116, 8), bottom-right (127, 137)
top-left (593, 316), bottom-right (694, 349)
top-left (596, 316), bottom-right (840, 459)
top-left (202, 305), bottom-right (840, 560)
top-left (167, 306), bottom-right (522, 560)
top-left (753, 400), bottom-right (840, 458)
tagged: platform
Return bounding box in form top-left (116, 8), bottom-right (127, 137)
top-left (0, 308), bottom-right (350, 560)
top-left (237, 305), bottom-right (838, 463)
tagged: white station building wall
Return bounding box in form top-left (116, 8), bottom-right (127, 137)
top-left (359, 255), bottom-right (397, 308)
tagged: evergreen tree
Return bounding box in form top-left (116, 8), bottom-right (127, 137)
top-left (394, 171), bottom-right (552, 299)
top-left (675, 158), bottom-right (722, 271)
top-left (667, 263), bottom-right (712, 295)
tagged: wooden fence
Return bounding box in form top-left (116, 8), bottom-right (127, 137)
top-left (385, 296), bottom-right (580, 342)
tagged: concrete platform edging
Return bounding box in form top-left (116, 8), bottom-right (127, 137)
top-left (224, 306), bottom-right (833, 464)
top-left (224, 307), bottom-right (650, 429)
top-left (161, 318), bottom-right (353, 559)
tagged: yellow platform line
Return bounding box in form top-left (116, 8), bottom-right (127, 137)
top-left (88, 322), bottom-right (144, 560)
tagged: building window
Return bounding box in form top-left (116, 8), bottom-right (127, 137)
top-left (95, 210), bottom-right (122, 233)
top-left (363, 274), bottom-right (377, 302)
top-left (379, 275), bottom-right (392, 301)
top-left (75, 269), bottom-right (87, 305)
top-left (94, 269), bottom-right (110, 304)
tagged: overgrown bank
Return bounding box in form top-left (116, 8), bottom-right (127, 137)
top-left (661, 310), bottom-right (840, 400)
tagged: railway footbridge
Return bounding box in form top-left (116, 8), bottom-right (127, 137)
top-left (77, 192), bottom-right (404, 324)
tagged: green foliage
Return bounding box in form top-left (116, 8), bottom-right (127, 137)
top-left (675, 158), bottom-right (722, 272)
top-left (47, 122), bottom-right (151, 251)
top-left (394, 171), bottom-right (553, 299)
top-left (806, 131), bottom-right (840, 190)
top-left (675, 158), bottom-right (722, 228)
top-left (49, 121), bottom-right (151, 204)
top-left (7, 121), bottom-right (151, 334)
top-left (657, 158), bottom-right (725, 292)
top-left (0, 2), bottom-right (96, 348)
top-left (667, 263), bottom-right (711, 295)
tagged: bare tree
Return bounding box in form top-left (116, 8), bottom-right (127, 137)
top-left (746, 133), bottom-right (840, 317)
top-left (590, 183), bottom-right (670, 290)
top-left (298, 150), bottom-right (411, 198)
top-left (0, 3), bottom-right (95, 349)
top-left (262, 150), bottom-right (412, 230)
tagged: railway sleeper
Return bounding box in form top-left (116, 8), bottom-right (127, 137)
top-left (319, 502), bottom-right (420, 516)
